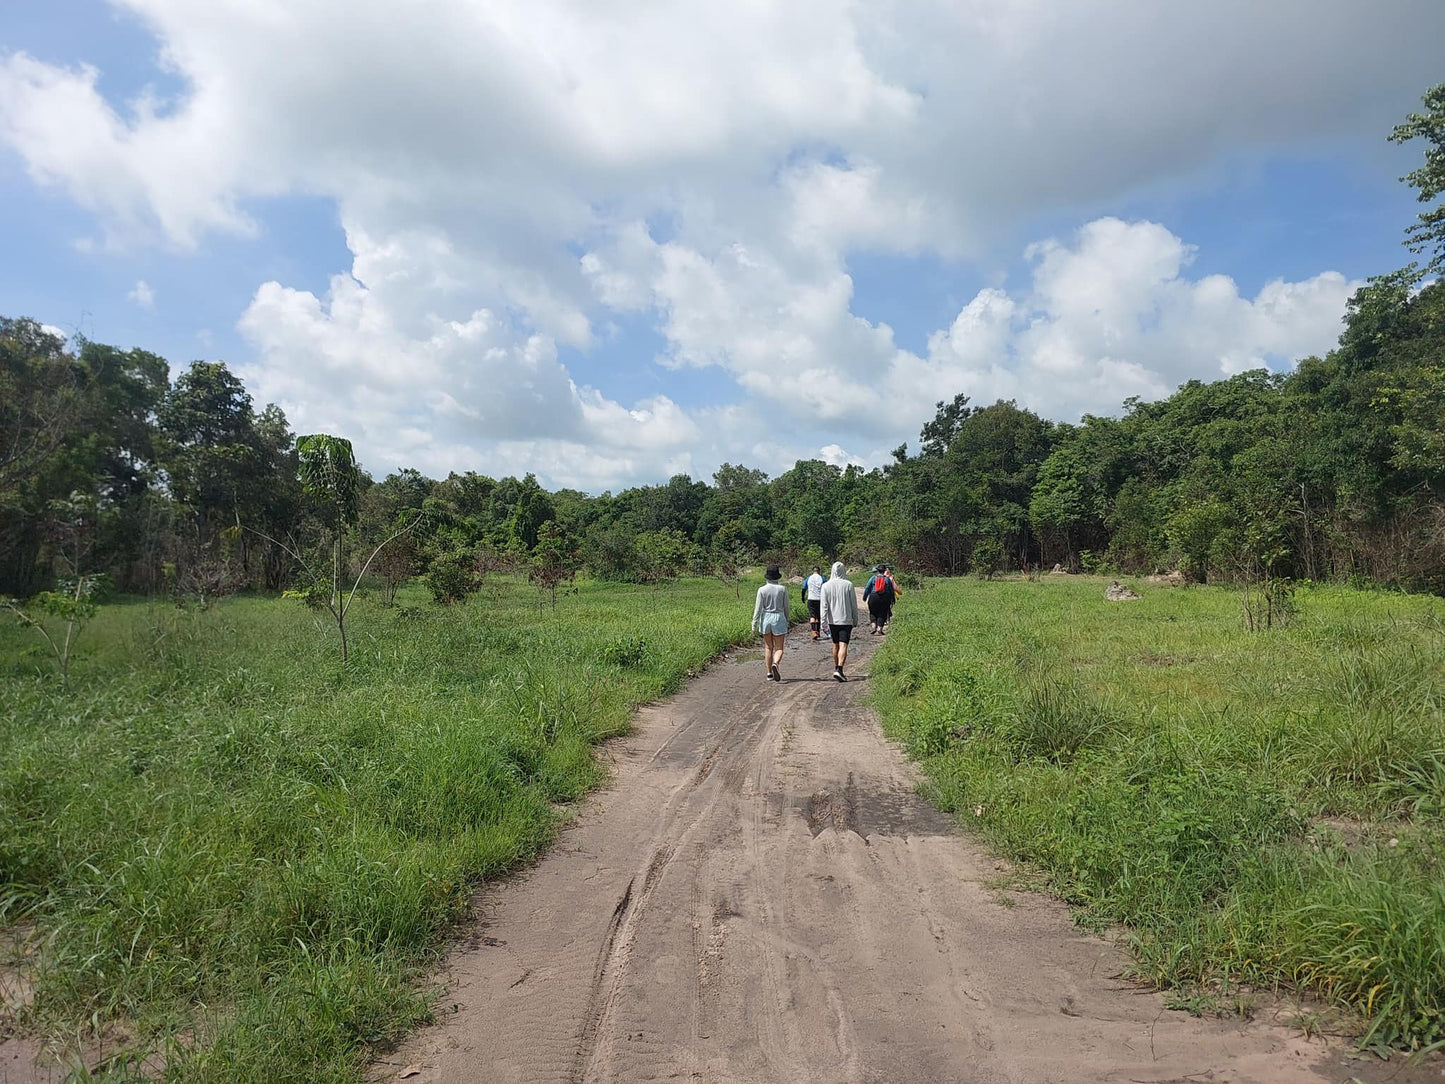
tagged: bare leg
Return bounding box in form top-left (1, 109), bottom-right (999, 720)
top-left (836, 641), bottom-right (849, 671)
top-left (764, 631), bottom-right (784, 680)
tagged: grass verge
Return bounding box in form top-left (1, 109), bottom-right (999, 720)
top-left (1, 576), bottom-right (768, 1080)
top-left (871, 576), bottom-right (1444, 1050)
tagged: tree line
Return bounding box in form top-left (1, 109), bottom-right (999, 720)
top-left (3, 84), bottom-right (1442, 603)
top-left (3, 268), bottom-right (1441, 602)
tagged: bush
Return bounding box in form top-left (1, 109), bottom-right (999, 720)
top-left (425, 550), bottom-right (479, 604)
top-left (971, 538), bottom-right (1004, 579)
top-left (599, 635), bottom-right (649, 668)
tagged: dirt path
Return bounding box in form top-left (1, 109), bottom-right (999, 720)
top-left (380, 623), bottom-right (1430, 1084)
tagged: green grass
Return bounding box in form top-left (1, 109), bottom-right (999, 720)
top-left (0, 576), bottom-right (768, 1080)
top-left (871, 576), bottom-right (1445, 1050)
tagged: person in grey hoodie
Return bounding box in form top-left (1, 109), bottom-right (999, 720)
top-left (819, 561), bottom-right (857, 681)
top-left (752, 564), bottom-right (791, 682)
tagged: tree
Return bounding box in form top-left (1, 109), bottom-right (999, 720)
top-left (710, 542), bottom-right (744, 597)
top-left (368, 530), bottom-right (418, 606)
top-left (528, 521), bottom-right (578, 609)
top-left (919, 393), bottom-right (972, 457)
top-left (426, 547), bottom-right (481, 604)
top-left (1390, 82), bottom-right (1445, 274)
top-left (4, 573), bottom-right (103, 689)
top-left (157, 362), bottom-right (262, 530)
top-left (0, 318), bottom-right (79, 496)
top-left (268, 434), bottom-right (418, 661)
top-left (634, 529), bottom-right (693, 592)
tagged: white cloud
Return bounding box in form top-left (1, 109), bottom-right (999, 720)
top-left (918, 218), bottom-right (1361, 420)
top-left (127, 279), bottom-right (155, 309)
top-left (0, 0), bottom-right (1432, 485)
top-left (820, 444), bottom-right (867, 470)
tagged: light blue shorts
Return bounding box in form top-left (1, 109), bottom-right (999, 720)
top-left (759, 612), bottom-right (788, 637)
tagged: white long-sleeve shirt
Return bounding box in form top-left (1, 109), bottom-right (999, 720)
top-left (820, 575), bottom-right (857, 628)
top-left (752, 582), bottom-right (791, 631)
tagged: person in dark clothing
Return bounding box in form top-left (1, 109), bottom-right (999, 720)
top-left (864, 564), bottom-right (897, 634)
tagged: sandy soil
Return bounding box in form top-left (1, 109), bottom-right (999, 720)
top-left (377, 622), bottom-right (1441, 1084)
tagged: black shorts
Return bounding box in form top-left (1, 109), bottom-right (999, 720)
top-left (868, 597), bottom-right (893, 623)
top-left (807, 599), bottom-right (821, 620)
top-left (829, 624), bottom-right (852, 644)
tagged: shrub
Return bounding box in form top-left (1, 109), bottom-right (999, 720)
top-left (425, 550), bottom-right (479, 604)
top-left (599, 635), bottom-right (649, 668)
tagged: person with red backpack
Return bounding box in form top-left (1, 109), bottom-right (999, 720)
top-left (863, 564), bottom-right (898, 634)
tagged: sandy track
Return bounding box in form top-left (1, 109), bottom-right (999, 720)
top-left (381, 624), bottom-right (1433, 1084)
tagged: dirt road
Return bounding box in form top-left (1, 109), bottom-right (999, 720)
top-left (382, 624), bottom-right (1429, 1084)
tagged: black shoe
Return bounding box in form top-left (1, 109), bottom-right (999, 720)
top-left (833, 668), bottom-right (846, 682)
top-left (771, 665), bottom-right (781, 682)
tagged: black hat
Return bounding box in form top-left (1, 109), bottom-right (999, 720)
top-left (765, 565), bottom-right (781, 581)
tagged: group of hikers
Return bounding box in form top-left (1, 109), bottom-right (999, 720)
top-left (750, 561), bottom-right (900, 683)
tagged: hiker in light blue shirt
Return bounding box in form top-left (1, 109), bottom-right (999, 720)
top-left (803, 566), bottom-right (825, 641)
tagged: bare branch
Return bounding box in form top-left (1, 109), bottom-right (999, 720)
top-left (340, 512), bottom-right (423, 620)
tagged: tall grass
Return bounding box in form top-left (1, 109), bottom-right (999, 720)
top-left (872, 578), bottom-right (1445, 1049)
top-left (1, 576), bottom-right (764, 1079)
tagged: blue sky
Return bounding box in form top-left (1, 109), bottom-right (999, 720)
top-left (2, 0), bottom-right (1441, 489)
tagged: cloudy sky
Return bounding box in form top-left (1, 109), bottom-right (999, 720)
top-left (3, 1), bottom-right (1442, 490)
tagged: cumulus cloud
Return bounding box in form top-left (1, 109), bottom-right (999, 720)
top-left (1, 0), bottom-right (1433, 484)
top-left (127, 279), bottom-right (154, 308)
top-left (594, 215), bottom-right (1362, 441)
top-left (917, 219), bottom-right (1361, 418)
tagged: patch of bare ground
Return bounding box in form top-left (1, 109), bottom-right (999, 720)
top-left (0, 926), bottom-right (173, 1084)
top-left (374, 620), bottom-right (1444, 1084)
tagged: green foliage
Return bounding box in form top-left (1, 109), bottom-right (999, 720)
top-left (4, 573), bottom-right (106, 687)
top-left (599, 634), bottom-right (649, 668)
top-left (425, 549), bottom-right (480, 604)
top-left (971, 537), bottom-right (1003, 579)
top-left (297, 433), bottom-right (362, 530)
top-left (0, 577), bottom-right (757, 1077)
top-left (528, 520), bottom-right (580, 607)
top-left (282, 583), bottom-right (330, 609)
top-left (872, 577), bottom-right (1445, 1048)
top-left (633, 528), bottom-right (695, 590)
top-left (1389, 81), bottom-right (1445, 274)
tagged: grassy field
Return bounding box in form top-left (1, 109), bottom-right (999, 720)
top-left (0, 576), bottom-right (773, 1080)
top-left (872, 576), bottom-right (1445, 1049)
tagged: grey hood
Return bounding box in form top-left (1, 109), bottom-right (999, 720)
top-left (830, 561), bottom-right (847, 579)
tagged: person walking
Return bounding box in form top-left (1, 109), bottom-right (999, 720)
top-left (803, 565), bottom-right (826, 641)
top-left (752, 565), bottom-right (790, 683)
top-left (819, 561), bottom-right (857, 681)
top-left (865, 564), bottom-right (898, 635)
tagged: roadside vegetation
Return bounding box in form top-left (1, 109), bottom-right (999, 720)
top-left (0, 576), bottom-right (767, 1080)
top-left (872, 576), bottom-right (1444, 1050)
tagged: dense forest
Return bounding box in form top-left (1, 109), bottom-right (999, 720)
top-left (4, 86), bottom-right (1444, 604)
